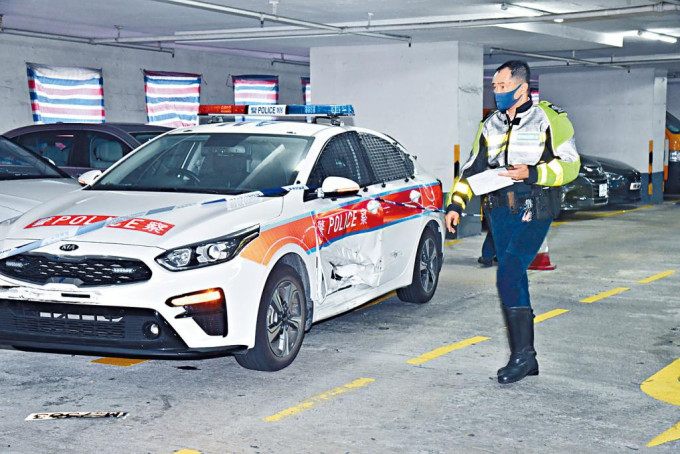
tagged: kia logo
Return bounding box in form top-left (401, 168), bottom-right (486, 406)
top-left (59, 244), bottom-right (79, 252)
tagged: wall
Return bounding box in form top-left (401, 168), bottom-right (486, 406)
top-left (0, 34), bottom-right (309, 130)
top-left (311, 41), bottom-right (483, 194)
top-left (540, 68), bottom-right (667, 203)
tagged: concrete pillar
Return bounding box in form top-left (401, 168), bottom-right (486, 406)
top-left (540, 68), bottom-right (667, 204)
top-left (311, 41), bottom-right (484, 235)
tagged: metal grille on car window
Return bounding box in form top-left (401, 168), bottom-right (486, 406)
top-left (360, 133), bottom-right (414, 182)
top-left (307, 131), bottom-right (375, 188)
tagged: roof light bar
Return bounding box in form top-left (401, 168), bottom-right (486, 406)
top-left (198, 104), bottom-right (354, 117)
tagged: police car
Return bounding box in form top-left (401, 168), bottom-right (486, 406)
top-left (0, 104), bottom-right (444, 371)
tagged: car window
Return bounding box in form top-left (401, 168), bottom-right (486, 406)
top-left (90, 133), bottom-right (313, 194)
top-left (307, 131), bottom-right (375, 188)
top-left (85, 132), bottom-right (130, 170)
top-left (359, 133), bottom-right (414, 183)
top-left (0, 137), bottom-right (65, 180)
top-left (15, 131), bottom-right (76, 167)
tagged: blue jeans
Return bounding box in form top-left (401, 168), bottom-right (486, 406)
top-left (488, 206), bottom-right (551, 308)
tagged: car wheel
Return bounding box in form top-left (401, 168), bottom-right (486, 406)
top-left (397, 228), bottom-right (440, 304)
top-left (235, 264), bottom-right (306, 371)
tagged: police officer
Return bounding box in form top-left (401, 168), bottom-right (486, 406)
top-left (445, 60), bottom-right (580, 384)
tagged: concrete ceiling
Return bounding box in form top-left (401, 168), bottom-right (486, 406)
top-left (2, 0), bottom-right (680, 75)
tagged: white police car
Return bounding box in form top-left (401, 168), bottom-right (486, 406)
top-left (0, 105), bottom-right (444, 371)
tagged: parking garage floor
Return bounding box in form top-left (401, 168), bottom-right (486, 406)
top-left (0, 199), bottom-right (679, 454)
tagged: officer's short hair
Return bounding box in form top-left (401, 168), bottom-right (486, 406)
top-left (495, 60), bottom-right (531, 84)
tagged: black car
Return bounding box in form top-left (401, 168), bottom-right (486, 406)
top-left (560, 155), bottom-right (609, 212)
top-left (585, 154), bottom-right (641, 205)
top-left (4, 123), bottom-right (171, 177)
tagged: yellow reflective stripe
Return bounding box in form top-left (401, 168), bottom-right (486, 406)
top-left (536, 164), bottom-right (549, 185)
top-left (452, 194), bottom-right (466, 209)
top-left (547, 160), bottom-right (564, 185)
top-left (454, 181), bottom-right (473, 199)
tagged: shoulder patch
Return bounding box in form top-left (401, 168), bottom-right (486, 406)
top-left (548, 103), bottom-right (566, 114)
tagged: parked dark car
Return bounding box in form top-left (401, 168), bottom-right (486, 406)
top-left (560, 155), bottom-right (609, 212)
top-left (3, 123), bottom-right (171, 177)
top-left (585, 154), bottom-right (641, 205)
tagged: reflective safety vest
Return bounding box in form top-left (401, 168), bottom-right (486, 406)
top-left (448, 100), bottom-right (580, 212)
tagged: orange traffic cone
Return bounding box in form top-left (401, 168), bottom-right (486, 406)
top-left (529, 239), bottom-right (555, 270)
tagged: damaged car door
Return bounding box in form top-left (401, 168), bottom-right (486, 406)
top-left (305, 131), bottom-right (384, 307)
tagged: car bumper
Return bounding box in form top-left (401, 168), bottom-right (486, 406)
top-left (0, 242), bottom-right (268, 356)
top-left (561, 175), bottom-right (609, 211)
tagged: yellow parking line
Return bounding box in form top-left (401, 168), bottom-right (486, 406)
top-left (353, 291), bottom-right (396, 311)
top-left (580, 287), bottom-right (630, 303)
top-left (264, 378), bottom-right (375, 422)
top-left (593, 205), bottom-right (653, 217)
top-left (174, 450), bottom-right (203, 454)
top-left (638, 270), bottom-right (676, 284)
top-left (445, 239), bottom-right (463, 246)
top-left (406, 336), bottom-right (490, 365)
top-left (648, 422), bottom-right (680, 447)
top-left (91, 357), bottom-right (148, 367)
top-left (534, 309), bottom-right (569, 324)
top-left (641, 359), bottom-right (680, 447)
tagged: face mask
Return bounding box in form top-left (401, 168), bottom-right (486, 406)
top-left (494, 83), bottom-right (523, 112)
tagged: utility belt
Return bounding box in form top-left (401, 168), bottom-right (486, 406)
top-left (484, 186), bottom-right (561, 220)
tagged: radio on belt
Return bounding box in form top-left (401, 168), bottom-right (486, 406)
top-left (198, 104), bottom-right (354, 124)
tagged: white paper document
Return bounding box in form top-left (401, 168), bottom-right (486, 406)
top-left (465, 168), bottom-right (515, 196)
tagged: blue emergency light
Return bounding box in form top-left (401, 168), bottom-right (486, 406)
top-left (199, 104), bottom-right (354, 117)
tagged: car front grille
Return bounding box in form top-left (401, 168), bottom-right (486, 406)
top-left (584, 173), bottom-right (608, 204)
top-left (0, 254), bottom-right (152, 287)
top-left (0, 299), bottom-right (187, 351)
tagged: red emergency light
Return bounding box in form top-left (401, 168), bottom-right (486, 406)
top-left (198, 105), bottom-right (248, 115)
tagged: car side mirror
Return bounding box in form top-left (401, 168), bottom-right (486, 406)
top-left (319, 176), bottom-right (361, 198)
top-left (78, 169), bottom-right (102, 187)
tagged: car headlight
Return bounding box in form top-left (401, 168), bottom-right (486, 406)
top-left (605, 172), bottom-right (623, 181)
top-left (156, 225), bottom-right (259, 271)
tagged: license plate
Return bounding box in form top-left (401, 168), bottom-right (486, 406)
top-left (630, 182), bottom-right (641, 190)
top-left (599, 183), bottom-right (608, 197)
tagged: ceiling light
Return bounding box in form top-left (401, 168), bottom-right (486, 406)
top-left (637, 30), bottom-right (677, 44)
top-left (553, 18), bottom-right (564, 23)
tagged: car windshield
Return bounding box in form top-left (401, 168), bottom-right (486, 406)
top-left (90, 132), bottom-right (314, 194)
top-left (0, 137), bottom-right (67, 180)
top-left (667, 112), bottom-right (680, 134)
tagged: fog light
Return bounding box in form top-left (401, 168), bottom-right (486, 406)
top-left (142, 322), bottom-right (161, 339)
top-left (167, 288), bottom-right (224, 307)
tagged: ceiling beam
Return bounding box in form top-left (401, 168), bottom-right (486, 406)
top-left (496, 23), bottom-right (623, 47)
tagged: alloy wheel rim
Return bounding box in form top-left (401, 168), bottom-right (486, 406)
top-left (266, 279), bottom-right (303, 358)
top-left (419, 238), bottom-right (438, 293)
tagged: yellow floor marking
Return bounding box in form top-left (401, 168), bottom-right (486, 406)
top-left (174, 450), bottom-right (203, 454)
top-left (638, 270), bottom-right (676, 284)
top-left (641, 359), bottom-right (680, 447)
top-left (592, 205), bottom-right (652, 217)
top-left (445, 239), bottom-right (463, 246)
top-left (534, 309), bottom-right (569, 324)
top-left (579, 287), bottom-right (630, 303)
top-left (551, 220), bottom-right (571, 226)
top-left (641, 359), bottom-right (680, 407)
top-left (264, 378), bottom-right (375, 422)
top-left (648, 422), bottom-right (680, 447)
top-left (91, 357), bottom-right (149, 367)
top-left (353, 291), bottom-right (396, 311)
top-left (406, 336), bottom-right (490, 365)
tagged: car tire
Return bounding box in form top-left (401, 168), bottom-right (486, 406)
top-left (234, 264), bottom-right (307, 371)
top-left (397, 227), bottom-right (441, 304)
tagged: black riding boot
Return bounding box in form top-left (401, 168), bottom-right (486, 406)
top-left (497, 306), bottom-right (539, 384)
